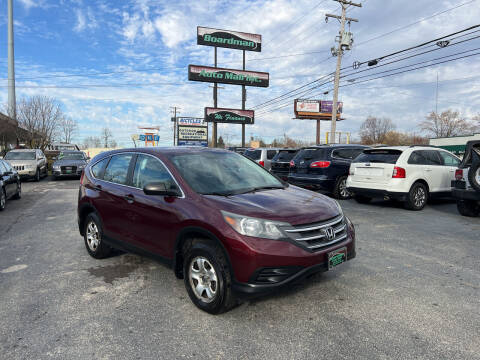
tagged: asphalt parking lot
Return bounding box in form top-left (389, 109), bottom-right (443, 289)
top-left (0, 178), bottom-right (479, 360)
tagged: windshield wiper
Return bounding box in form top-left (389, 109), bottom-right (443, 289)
top-left (237, 185), bottom-right (285, 195)
top-left (201, 191), bottom-right (233, 197)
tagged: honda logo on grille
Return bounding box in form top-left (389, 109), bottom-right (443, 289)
top-left (324, 227), bottom-right (335, 241)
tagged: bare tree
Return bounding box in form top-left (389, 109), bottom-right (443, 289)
top-left (101, 128), bottom-right (113, 148)
top-left (83, 136), bottom-right (102, 148)
top-left (420, 110), bottom-right (475, 138)
top-left (359, 116), bottom-right (396, 145)
top-left (59, 117), bottom-right (78, 144)
top-left (16, 96), bottom-right (63, 150)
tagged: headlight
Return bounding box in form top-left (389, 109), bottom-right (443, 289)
top-left (53, 165), bottom-right (60, 170)
top-left (221, 211), bottom-right (289, 240)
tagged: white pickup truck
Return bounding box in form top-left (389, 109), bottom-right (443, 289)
top-left (452, 140), bottom-right (480, 217)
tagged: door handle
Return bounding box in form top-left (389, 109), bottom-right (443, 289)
top-left (93, 184), bottom-right (102, 191)
top-left (124, 194), bottom-right (135, 204)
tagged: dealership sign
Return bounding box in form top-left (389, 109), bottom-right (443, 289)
top-left (205, 107), bottom-right (254, 124)
top-left (188, 65), bottom-right (269, 87)
top-left (197, 26), bottom-right (261, 52)
top-left (171, 117), bottom-right (204, 126)
top-left (177, 125), bottom-right (208, 147)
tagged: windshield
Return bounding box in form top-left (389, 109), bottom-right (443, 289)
top-left (244, 149), bottom-right (261, 160)
top-left (5, 151), bottom-right (35, 160)
top-left (169, 151), bottom-right (284, 195)
top-left (273, 150), bottom-right (297, 162)
top-left (354, 149), bottom-right (402, 164)
top-left (58, 152), bottom-right (85, 160)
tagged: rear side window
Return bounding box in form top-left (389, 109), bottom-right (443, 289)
top-left (132, 154), bottom-right (176, 189)
top-left (332, 148), bottom-right (356, 160)
top-left (103, 154), bottom-right (134, 185)
top-left (354, 149), bottom-right (402, 164)
top-left (90, 158), bottom-right (110, 179)
top-left (273, 150), bottom-right (297, 162)
top-left (267, 150), bottom-right (277, 160)
top-left (408, 150), bottom-right (441, 165)
top-left (244, 150), bottom-right (261, 160)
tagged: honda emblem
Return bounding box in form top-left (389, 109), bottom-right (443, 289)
top-left (324, 227), bottom-right (335, 241)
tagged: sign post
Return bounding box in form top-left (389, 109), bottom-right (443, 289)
top-left (190, 26), bottom-right (267, 148)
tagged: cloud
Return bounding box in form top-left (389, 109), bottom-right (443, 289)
top-left (18, 0), bottom-right (46, 10)
top-left (154, 12), bottom-right (191, 48)
top-left (73, 7), bottom-right (97, 33)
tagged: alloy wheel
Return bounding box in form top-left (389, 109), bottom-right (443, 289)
top-left (339, 178), bottom-right (350, 198)
top-left (414, 187), bottom-right (426, 208)
top-left (189, 257), bottom-right (218, 303)
top-left (475, 168), bottom-right (480, 185)
top-left (86, 221), bottom-right (100, 251)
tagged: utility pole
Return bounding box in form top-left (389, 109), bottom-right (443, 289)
top-left (326, 0), bottom-right (361, 144)
top-left (241, 50), bottom-right (246, 147)
top-left (170, 106), bottom-right (180, 146)
top-left (7, 0), bottom-right (16, 120)
top-left (435, 72), bottom-right (439, 115)
top-left (213, 47), bottom-right (218, 147)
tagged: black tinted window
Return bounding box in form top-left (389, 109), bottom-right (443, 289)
top-left (294, 148), bottom-right (327, 161)
top-left (354, 149), bottom-right (402, 164)
top-left (91, 158), bottom-right (109, 179)
top-left (244, 150), bottom-right (261, 160)
top-left (267, 150), bottom-right (277, 160)
top-left (273, 150), bottom-right (297, 162)
top-left (332, 148), bottom-right (353, 159)
top-left (132, 155), bottom-right (176, 189)
top-left (103, 154), bottom-right (133, 185)
top-left (408, 150), bottom-right (442, 165)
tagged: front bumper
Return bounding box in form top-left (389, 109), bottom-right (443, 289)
top-left (226, 217), bottom-right (356, 298)
top-left (287, 174), bottom-right (335, 191)
top-left (232, 248), bottom-right (356, 298)
top-left (18, 169), bottom-right (37, 178)
top-left (348, 187), bottom-right (408, 201)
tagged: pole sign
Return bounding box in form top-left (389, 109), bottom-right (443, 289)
top-left (197, 26), bottom-right (262, 52)
top-left (188, 65), bottom-right (269, 87)
top-left (177, 125), bottom-right (208, 147)
top-left (205, 107), bottom-right (254, 124)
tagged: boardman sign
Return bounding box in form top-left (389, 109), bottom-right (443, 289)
top-left (188, 65), bottom-right (269, 87)
top-left (197, 26), bottom-right (261, 52)
top-left (205, 107), bottom-right (254, 124)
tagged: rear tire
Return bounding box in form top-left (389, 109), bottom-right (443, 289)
top-left (404, 182), bottom-right (428, 211)
top-left (468, 162), bottom-right (480, 192)
top-left (83, 213), bottom-right (112, 259)
top-left (456, 199), bottom-right (480, 217)
top-left (182, 238), bottom-right (237, 314)
top-left (354, 195), bottom-right (371, 204)
top-left (333, 176), bottom-right (351, 200)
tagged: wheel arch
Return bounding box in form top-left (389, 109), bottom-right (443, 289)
top-left (78, 202), bottom-right (101, 236)
top-left (411, 178), bottom-right (430, 193)
top-left (173, 227), bottom-right (234, 280)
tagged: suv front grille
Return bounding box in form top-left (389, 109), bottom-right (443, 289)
top-left (14, 165), bottom-right (24, 171)
top-left (280, 215), bottom-right (347, 251)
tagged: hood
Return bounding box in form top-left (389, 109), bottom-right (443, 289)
top-left (202, 185), bottom-right (340, 226)
top-left (6, 159), bottom-right (37, 166)
top-left (53, 159), bottom-right (87, 167)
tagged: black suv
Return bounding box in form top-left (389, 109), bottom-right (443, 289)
top-left (288, 144), bottom-right (369, 199)
top-left (270, 149), bottom-right (298, 181)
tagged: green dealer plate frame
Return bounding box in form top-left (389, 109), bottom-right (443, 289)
top-left (328, 247), bottom-right (347, 270)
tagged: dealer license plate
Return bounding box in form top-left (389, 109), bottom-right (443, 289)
top-left (328, 247), bottom-right (347, 270)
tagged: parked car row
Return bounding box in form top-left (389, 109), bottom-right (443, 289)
top-left (242, 144), bottom-right (474, 213)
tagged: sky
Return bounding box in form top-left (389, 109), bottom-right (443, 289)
top-left (0, 0), bottom-right (479, 147)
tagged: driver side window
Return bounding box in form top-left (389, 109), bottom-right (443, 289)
top-left (132, 154), bottom-right (176, 190)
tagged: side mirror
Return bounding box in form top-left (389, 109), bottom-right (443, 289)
top-left (143, 182), bottom-right (181, 197)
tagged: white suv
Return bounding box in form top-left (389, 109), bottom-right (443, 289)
top-left (346, 146), bottom-right (461, 210)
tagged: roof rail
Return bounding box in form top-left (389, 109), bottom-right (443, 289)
top-left (408, 144), bottom-right (437, 148)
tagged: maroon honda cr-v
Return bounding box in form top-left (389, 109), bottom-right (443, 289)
top-left (78, 147), bottom-right (356, 314)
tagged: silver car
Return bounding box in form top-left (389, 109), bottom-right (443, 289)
top-left (243, 148), bottom-right (281, 171)
top-left (4, 149), bottom-right (48, 181)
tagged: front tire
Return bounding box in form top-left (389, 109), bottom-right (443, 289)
top-left (333, 176), bottom-right (351, 200)
top-left (12, 182), bottom-right (21, 200)
top-left (405, 182), bottom-right (428, 211)
top-left (182, 239), bottom-right (237, 314)
top-left (0, 188), bottom-right (6, 211)
top-left (83, 213), bottom-right (112, 259)
top-left (35, 168), bottom-right (40, 182)
top-left (456, 199), bottom-right (480, 217)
